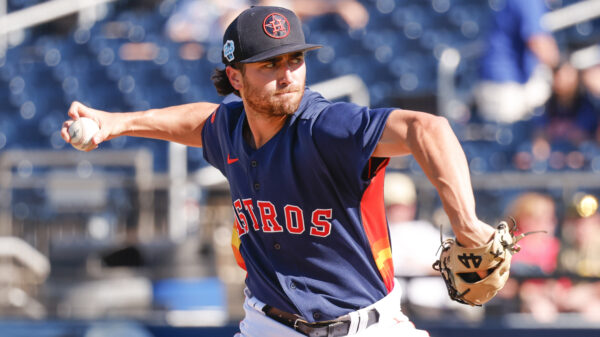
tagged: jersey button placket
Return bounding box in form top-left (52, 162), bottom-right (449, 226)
top-left (312, 312), bottom-right (321, 321)
top-left (273, 243), bottom-right (281, 250)
top-left (248, 156), bottom-right (259, 191)
top-left (290, 282), bottom-right (296, 290)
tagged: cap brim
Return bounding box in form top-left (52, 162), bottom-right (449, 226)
top-left (240, 43), bottom-right (322, 63)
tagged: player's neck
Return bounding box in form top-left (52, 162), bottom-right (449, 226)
top-left (243, 110), bottom-right (288, 149)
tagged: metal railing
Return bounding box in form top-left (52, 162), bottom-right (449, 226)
top-left (0, 236), bottom-right (49, 318)
top-left (0, 149), bottom-right (156, 241)
top-left (0, 0), bottom-right (118, 56)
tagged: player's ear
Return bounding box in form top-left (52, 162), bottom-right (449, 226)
top-left (226, 65), bottom-right (243, 91)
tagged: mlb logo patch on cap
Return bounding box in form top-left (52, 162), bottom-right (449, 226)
top-left (223, 40), bottom-right (235, 62)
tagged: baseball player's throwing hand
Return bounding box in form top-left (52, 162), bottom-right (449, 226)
top-left (61, 101), bottom-right (114, 150)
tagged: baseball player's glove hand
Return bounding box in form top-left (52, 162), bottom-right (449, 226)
top-left (432, 220), bottom-right (542, 306)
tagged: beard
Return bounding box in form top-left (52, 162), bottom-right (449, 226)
top-left (242, 78), bottom-right (305, 117)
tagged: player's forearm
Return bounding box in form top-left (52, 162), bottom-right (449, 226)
top-left (407, 116), bottom-right (475, 223)
top-left (114, 102), bottom-right (218, 147)
top-left (402, 114), bottom-right (492, 246)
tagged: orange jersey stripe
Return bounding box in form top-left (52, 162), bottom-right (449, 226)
top-left (231, 219), bottom-right (247, 271)
top-left (360, 160), bottom-right (394, 293)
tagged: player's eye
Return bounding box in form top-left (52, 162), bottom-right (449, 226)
top-left (291, 53), bottom-right (304, 64)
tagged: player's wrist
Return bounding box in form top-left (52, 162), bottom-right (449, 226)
top-left (453, 219), bottom-right (494, 248)
top-left (116, 110), bottom-right (148, 137)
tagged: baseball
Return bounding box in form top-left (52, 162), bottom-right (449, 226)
top-left (68, 117), bottom-right (100, 151)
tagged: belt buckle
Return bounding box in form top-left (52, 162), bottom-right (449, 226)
top-left (293, 317), bottom-right (313, 329)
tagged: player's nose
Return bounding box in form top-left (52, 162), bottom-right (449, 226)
top-left (277, 64), bottom-right (294, 87)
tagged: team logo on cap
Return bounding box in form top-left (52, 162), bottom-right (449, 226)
top-left (223, 40), bottom-right (235, 62)
top-left (263, 13), bottom-right (290, 39)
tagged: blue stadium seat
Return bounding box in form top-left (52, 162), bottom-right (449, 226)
top-left (8, 0), bottom-right (43, 11)
top-left (152, 277), bottom-right (226, 312)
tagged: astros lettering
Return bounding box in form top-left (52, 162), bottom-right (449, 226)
top-left (232, 198), bottom-right (333, 238)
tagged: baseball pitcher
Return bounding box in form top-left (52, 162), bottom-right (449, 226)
top-left (61, 6), bottom-right (516, 337)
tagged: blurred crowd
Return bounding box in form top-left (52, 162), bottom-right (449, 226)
top-left (474, 0), bottom-right (600, 151)
top-left (502, 192), bottom-right (600, 323)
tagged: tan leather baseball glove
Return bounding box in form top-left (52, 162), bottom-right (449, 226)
top-left (432, 220), bottom-right (541, 306)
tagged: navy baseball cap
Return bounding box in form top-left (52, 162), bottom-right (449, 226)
top-left (222, 6), bottom-right (322, 65)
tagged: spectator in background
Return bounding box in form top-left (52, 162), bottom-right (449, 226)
top-left (556, 279), bottom-right (600, 322)
top-left (505, 192), bottom-right (562, 322)
top-left (559, 198), bottom-right (600, 277)
top-left (581, 63), bottom-right (600, 143)
top-left (507, 192), bottom-right (560, 275)
top-left (556, 195), bottom-right (600, 322)
top-left (582, 63), bottom-right (600, 103)
top-left (533, 61), bottom-right (599, 145)
top-left (475, 0), bottom-right (560, 124)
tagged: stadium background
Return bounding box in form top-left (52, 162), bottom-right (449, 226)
top-left (0, 0), bottom-right (599, 336)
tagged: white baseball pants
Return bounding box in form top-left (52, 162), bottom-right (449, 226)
top-left (234, 280), bottom-right (429, 337)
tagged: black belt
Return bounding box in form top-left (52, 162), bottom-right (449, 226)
top-left (262, 305), bottom-right (380, 337)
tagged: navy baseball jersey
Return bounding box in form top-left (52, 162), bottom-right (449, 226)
top-left (202, 89), bottom-right (395, 321)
